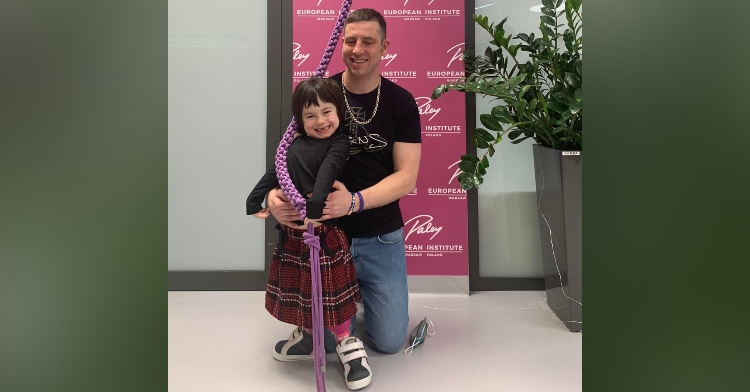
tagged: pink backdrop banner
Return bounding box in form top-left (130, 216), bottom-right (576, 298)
top-left (293, 0), bottom-right (468, 276)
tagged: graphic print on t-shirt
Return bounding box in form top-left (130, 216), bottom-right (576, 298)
top-left (344, 106), bottom-right (387, 154)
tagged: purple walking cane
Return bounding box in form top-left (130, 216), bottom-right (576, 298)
top-left (274, 1), bottom-right (352, 390)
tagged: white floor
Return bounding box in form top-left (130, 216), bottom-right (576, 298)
top-left (168, 291), bottom-right (582, 392)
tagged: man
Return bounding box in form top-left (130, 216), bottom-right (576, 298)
top-left (267, 8), bottom-right (421, 390)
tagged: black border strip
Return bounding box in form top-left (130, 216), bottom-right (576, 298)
top-left (168, 271), bottom-right (269, 291)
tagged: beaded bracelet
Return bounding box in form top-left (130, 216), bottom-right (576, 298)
top-left (347, 192), bottom-right (356, 215)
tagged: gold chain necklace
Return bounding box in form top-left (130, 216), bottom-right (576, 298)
top-left (342, 75), bottom-right (381, 126)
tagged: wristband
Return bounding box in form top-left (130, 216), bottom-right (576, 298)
top-left (347, 192), bottom-right (356, 215)
top-left (356, 191), bottom-right (364, 213)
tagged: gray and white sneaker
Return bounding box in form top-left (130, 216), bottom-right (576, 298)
top-left (272, 326), bottom-right (338, 361)
top-left (336, 337), bottom-right (372, 390)
top-left (272, 326), bottom-right (314, 361)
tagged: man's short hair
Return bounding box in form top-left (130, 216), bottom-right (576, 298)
top-left (345, 8), bottom-right (387, 41)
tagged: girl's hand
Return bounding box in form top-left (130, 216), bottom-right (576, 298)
top-left (252, 208), bottom-right (271, 219)
top-left (304, 217), bottom-right (320, 225)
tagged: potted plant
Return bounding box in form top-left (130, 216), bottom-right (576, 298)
top-left (432, 0), bottom-right (583, 331)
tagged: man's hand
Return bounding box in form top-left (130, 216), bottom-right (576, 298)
top-left (320, 181), bottom-right (351, 221)
top-left (267, 188), bottom-right (301, 228)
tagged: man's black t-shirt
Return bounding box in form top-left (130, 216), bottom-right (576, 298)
top-left (330, 72), bottom-right (421, 238)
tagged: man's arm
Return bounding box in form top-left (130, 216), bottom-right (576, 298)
top-left (320, 142), bottom-right (421, 220)
top-left (360, 141), bottom-right (420, 209)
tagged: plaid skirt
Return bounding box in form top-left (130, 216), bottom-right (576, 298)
top-left (265, 224), bottom-right (360, 329)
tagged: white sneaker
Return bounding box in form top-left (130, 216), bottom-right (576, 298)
top-left (335, 337), bottom-right (372, 390)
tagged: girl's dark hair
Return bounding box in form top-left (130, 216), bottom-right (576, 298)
top-left (291, 77), bottom-right (345, 132)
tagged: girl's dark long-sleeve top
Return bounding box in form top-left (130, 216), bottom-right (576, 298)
top-left (246, 129), bottom-right (350, 222)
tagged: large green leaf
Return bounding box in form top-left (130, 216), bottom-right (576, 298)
top-left (528, 98), bottom-right (538, 112)
top-left (431, 85), bottom-right (446, 99)
top-left (493, 30), bottom-right (505, 47)
top-left (508, 45), bottom-right (519, 57)
top-left (564, 72), bottom-right (581, 87)
top-left (473, 14), bottom-right (488, 29)
top-left (568, 100), bottom-right (582, 114)
top-left (460, 177), bottom-right (475, 190)
top-left (511, 136), bottom-right (532, 144)
top-left (501, 74), bottom-right (526, 90)
top-left (472, 135), bottom-right (490, 149)
top-left (556, 109), bottom-right (573, 123)
top-left (474, 127), bottom-right (495, 143)
top-left (461, 154), bottom-right (480, 164)
top-left (459, 159), bottom-right (477, 173)
top-left (486, 86), bottom-right (514, 98)
top-left (551, 90), bottom-right (572, 104)
top-left (480, 156), bottom-right (490, 168)
top-left (490, 34), bottom-right (503, 46)
top-left (480, 114), bottom-right (504, 132)
top-left (491, 106), bottom-right (515, 124)
top-left (546, 100), bottom-right (568, 113)
top-left (541, 16), bottom-right (556, 26)
top-left (542, 0), bottom-right (554, 9)
top-left (474, 175), bottom-right (484, 187)
top-left (489, 75), bottom-right (505, 86)
top-left (540, 25), bottom-right (555, 37)
top-left (563, 33), bottom-right (575, 52)
top-left (574, 88), bottom-right (582, 102)
top-left (508, 129), bottom-right (524, 140)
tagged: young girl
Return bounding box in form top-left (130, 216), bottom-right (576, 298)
top-left (246, 77), bottom-right (370, 389)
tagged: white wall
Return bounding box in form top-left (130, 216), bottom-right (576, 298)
top-left (474, 0), bottom-right (556, 278)
top-left (168, 0), bottom-right (267, 270)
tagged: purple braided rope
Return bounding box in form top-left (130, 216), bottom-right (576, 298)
top-left (275, 1), bottom-right (353, 391)
top-left (304, 227), bottom-right (325, 390)
top-left (275, 0), bottom-right (352, 222)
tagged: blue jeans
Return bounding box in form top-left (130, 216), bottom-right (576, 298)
top-left (324, 227), bottom-right (409, 354)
